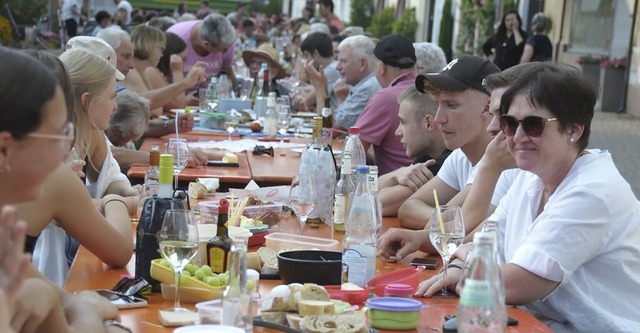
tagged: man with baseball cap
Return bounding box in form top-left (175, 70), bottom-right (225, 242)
top-left (353, 34), bottom-right (416, 175)
top-left (395, 56), bottom-right (500, 230)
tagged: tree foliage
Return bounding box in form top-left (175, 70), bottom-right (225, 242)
top-left (1, 0), bottom-right (47, 25)
top-left (456, 0), bottom-right (494, 56)
top-left (351, 0), bottom-right (374, 29)
top-left (392, 7), bottom-right (418, 42)
top-left (368, 7), bottom-right (394, 39)
top-left (438, 0), bottom-right (454, 61)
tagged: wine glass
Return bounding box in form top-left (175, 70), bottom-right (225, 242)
top-left (429, 205), bottom-right (465, 298)
top-left (158, 209), bottom-right (199, 313)
top-left (289, 174), bottom-right (317, 234)
top-left (167, 138), bottom-right (189, 189)
top-left (276, 113), bottom-right (289, 143)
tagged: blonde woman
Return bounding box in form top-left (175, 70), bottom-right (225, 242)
top-left (60, 48), bottom-right (138, 198)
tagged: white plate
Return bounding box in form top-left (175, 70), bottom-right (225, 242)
top-left (169, 108), bottom-right (199, 114)
top-left (174, 325), bottom-right (244, 333)
top-left (292, 148), bottom-right (342, 155)
top-left (291, 112), bottom-right (318, 118)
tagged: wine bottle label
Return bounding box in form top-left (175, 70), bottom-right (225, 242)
top-left (333, 195), bottom-right (347, 225)
top-left (208, 247), bottom-right (230, 274)
top-left (459, 279), bottom-right (493, 307)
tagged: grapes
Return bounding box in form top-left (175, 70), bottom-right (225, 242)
top-left (201, 265), bottom-right (213, 276)
top-left (159, 259), bottom-right (172, 268)
top-left (194, 269), bottom-right (205, 280)
top-left (157, 259), bottom-right (254, 291)
top-left (184, 263), bottom-right (197, 276)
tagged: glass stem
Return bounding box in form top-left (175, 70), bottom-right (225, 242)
top-left (442, 256), bottom-right (449, 295)
top-left (174, 268), bottom-right (182, 309)
top-left (299, 216), bottom-right (306, 235)
top-left (174, 171), bottom-right (179, 190)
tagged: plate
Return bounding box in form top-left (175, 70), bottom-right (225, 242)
top-left (169, 107), bottom-right (199, 114)
top-left (174, 325), bottom-right (244, 333)
top-left (292, 148), bottom-right (342, 155)
top-left (291, 112), bottom-right (318, 118)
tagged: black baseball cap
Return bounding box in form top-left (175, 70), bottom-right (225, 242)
top-left (415, 56), bottom-right (500, 95)
top-left (370, 34), bottom-right (416, 69)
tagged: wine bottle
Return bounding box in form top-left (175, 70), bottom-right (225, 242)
top-left (321, 97), bottom-right (332, 129)
top-left (333, 154), bottom-right (354, 233)
top-left (143, 146), bottom-right (160, 197)
top-left (158, 154), bottom-right (174, 198)
top-left (207, 198), bottom-right (233, 274)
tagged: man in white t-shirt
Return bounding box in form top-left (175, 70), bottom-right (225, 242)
top-left (394, 56), bottom-right (499, 231)
top-left (113, 0), bottom-right (133, 25)
top-left (61, 0), bottom-right (83, 38)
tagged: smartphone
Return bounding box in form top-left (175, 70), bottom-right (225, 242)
top-left (207, 160), bottom-right (239, 167)
top-left (410, 258), bottom-right (439, 269)
top-left (95, 290), bottom-right (148, 309)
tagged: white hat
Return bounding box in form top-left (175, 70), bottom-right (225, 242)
top-left (67, 36), bottom-right (125, 80)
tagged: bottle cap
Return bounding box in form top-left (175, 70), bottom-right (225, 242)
top-left (355, 165), bottom-right (370, 174)
top-left (158, 154), bottom-right (174, 183)
top-left (473, 231), bottom-right (495, 245)
top-left (218, 198), bottom-right (229, 213)
top-left (149, 146), bottom-right (160, 166)
top-left (348, 126), bottom-right (360, 135)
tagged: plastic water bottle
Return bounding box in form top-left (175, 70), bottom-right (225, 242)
top-left (263, 92), bottom-right (278, 137)
top-left (367, 165), bottom-right (382, 238)
top-left (217, 70), bottom-right (232, 99)
top-left (457, 232), bottom-right (507, 333)
top-left (344, 127), bottom-right (366, 170)
top-left (223, 234), bottom-right (253, 332)
top-left (207, 77), bottom-right (218, 103)
top-left (342, 165), bottom-right (377, 288)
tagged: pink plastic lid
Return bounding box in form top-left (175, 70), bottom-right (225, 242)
top-left (348, 126), bottom-right (360, 135)
top-left (384, 283), bottom-right (414, 296)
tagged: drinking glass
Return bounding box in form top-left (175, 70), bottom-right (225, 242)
top-left (158, 209), bottom-right (199, 313)
top-left (239, 77), bottom-right (254, 100)
top-left (276, 96), bottom-right (291, 115)
top-left (429, 205), bottom-right (465, 298)
top-left (289, 174), bottom-right (317, 234)
top-left (167, 138), bottom-right (189, 189)
top-left (276, 113), bottom-right (289, 143)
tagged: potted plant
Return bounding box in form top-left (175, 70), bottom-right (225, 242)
top-left (599, 57), bottom-right (627, 112)
top-left (577, 55), bottom-right (603, 86)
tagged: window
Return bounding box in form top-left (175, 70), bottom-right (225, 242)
top-left (568, 0), bottom-right (615, 55)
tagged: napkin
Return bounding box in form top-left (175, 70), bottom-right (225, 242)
top-left (196, 178), bottom-right (220, 192)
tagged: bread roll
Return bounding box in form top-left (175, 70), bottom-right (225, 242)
top-left (188, 182), bottom-right (208, 199)
top-left (300, 312), bottom-right (368, 333)
top-left (260, 312), bottom-right (288, 326)
top-left (257, 247), bottom-right (278, 274)
top-left (158, 310), bottom-right (198, 327)
top-left (286, 313), bottom-right (304, 331)
top-left (297, 300), bottom-right (335, 316)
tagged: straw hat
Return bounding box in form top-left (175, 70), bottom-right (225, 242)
top-left (242, 43), bottom-right (286, 79)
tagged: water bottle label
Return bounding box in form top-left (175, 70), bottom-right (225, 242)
top-left (342, 246), bottom-right (376, 287)
top-left (459, 279), bottom-right (493, 307)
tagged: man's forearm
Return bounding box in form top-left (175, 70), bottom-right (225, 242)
top-left (378, 169), bottom-right (400, 189)
top-left (145, 120), bottom-right (175, 138)
top-left (461, 165), bottom-right (502, 242)
top-left (398, 198), bottom-right (434, 230)
top-left (140, 80), bottom-right (189, 109)
top-left (111, 146), bottom-right (150, 170)
top-left (380, 185), bottom-right (413, 217)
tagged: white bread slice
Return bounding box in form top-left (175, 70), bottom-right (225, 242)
top-left (289, 283), bottom-right (331, 312)
top-left (257, 247), bottom-right (278, 274)
top-left (260, 312), bottom-right (288, 326)
top-left (300, 312), bottom-right (368, 333)
top-left (286, 313), bottom-right (304, 331)
top-left (297, 300), bottom-right (335, 316)
top-left (188, 182), bottom-right (208, 199)
top-left (158, 310), bottom-right (198, 327)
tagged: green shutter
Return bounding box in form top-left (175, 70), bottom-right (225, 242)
top-left (129, 0), bottom-right (251, 15)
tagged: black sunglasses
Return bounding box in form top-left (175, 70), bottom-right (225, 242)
top-left (499, 114), bottom-right (557, 137)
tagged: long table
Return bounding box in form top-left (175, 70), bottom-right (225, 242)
top-left (65, 216), bottom-right (551, 333)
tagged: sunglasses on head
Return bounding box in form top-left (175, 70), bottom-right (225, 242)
top-left (499, 114), bottom-right (557, 137)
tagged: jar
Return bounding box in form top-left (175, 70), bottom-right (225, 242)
top-left (384, 283), bottom-right (414, 298)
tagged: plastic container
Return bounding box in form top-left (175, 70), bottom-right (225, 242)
top-left (366, 266), bottom-right (422, 297)
top-left (218, 98), bottom-right (252, 113)
top-left (150, 259), bottom-right (225, 300)
top-left (265, 233), bottom-right (340, 252)
top-left (160, 283), bottom-right (221, 304)
top-left (384, 283), bottom-right (414, 298)
top-left (199, 112), bottom-right (228, 129)
top-left (196, 299), bottom-right (223, 324)
top-left (199, 201), bottom-right (284, 227)
top-left (324, 285), bottom-right (370, 304)
top-left (365, 297), bottom-right (423, 330)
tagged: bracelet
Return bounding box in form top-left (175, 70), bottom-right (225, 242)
top-left (105, 199), bottom-right (127, 208)
top-left (104, 320), bottom-right (132, 333)
top-left (439, 263), bottom-right (464, 274)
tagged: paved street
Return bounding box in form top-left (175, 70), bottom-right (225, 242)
top-left (588, 110), bottom-right (640, 198)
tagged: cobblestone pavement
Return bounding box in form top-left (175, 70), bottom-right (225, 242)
top-left (588, 111), bottom-right (640, 198)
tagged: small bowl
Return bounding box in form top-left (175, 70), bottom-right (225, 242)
top-left (324, 285), bottom-right (370, 304)
top-left (366, 267), bottom-right (422, 297)
top-left (277, 250), bottom-right (342, 285)
top-left (365, 297), bottom-right (424, 330)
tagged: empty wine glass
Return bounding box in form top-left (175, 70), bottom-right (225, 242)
top-left (167, 138), bottom-right (189, 189)
top-left (158, 209), bottom-right (199, 313)
top-left (276, 113), bottom-right (289, 143)
top-left (429, 205), bottom-right (465, 298)
top-left (289, 174), bottom-right (317, 234)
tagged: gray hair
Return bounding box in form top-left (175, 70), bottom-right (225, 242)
top-left (96, 28), bottom-right (130, 51)
top-left (201, 13), bottom-right (236, 47)
top-left (531, 12), bottom-right (549, 33)
top-left (398, 85), bottom-right (438, 121)
top-left (413, 42), bottom-right (447, 74)
top-left (110, 91), bottom-right (150, 142)
top-left (147, 16), bottom-right (177, 31)
top-left (338, 35), bottom-right (376, 72)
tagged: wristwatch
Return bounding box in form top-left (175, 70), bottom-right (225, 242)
top-left (104, 320), bottom-right (132, 333)
top-left (163, 119), bottom-right (170, 128)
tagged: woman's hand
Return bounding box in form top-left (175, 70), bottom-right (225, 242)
top-left (0, 206), bottom-right (31, 305)
top-left (414, 264), bottom-right (464, 297)
top-left (169, 54), bottom-right (184, 72)
top-left (377, 228), bottom-right (427, 261)
top-left (11, 279), bottom-right (60, 333)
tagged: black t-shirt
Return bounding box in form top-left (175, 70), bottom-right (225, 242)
top-left (526, 35), bottom-right (553, 62)
top-left (412, 149), bottom-right (453, 175)
top-left (483, 32), bottom-right (528, 70)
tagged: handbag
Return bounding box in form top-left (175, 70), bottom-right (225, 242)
top-left (135, 190), bottom-right (189, 291)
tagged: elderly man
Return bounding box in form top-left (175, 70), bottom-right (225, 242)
top-left (353, 34), bottom-right (417, 175)
top-left (167, 12), bottom-right (238, 92)
top-left (306, 35), bottom-right (380, 130)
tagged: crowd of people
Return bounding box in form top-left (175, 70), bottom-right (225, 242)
top-left (0, 1), bottom-right (639, 332)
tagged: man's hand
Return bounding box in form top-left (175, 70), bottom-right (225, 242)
top-left (188, 147), bottom-right (208, 167)
top-left (11, 279), bottom-right (60, 333)
top-left (377, 227), bottom-right (427, 261)
top-left (396, 160), bottom-right (436, 191)
top-left (184, 61), bottom-right (207, 87)
top-left (304, 60), bottom-right (327, 91)
top-left (333, 78), bottom-right (349, 103)
top-left (482, 131), bottom-right (516, 172)
top-left (176, 113), bottom-right (195, 132)
top-left (62, 291), bottom-right (120, 322)
top-left (414, 263), bottom-right (464, 297)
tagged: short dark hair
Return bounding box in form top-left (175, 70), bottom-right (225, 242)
top-left (157, 32), bottom-right (187, 78)
top-left (95, 10), bottom-right (111, 23)
top-left (300, 32), bottom-right (333, 58)
top-left (484, 62), bottom-right (546, 92)
top-left (0, 47), bottom-right (58, 139)
top-left (318, 0), bottom-right (334, 12)
top-left (499, 62), bottom-right (596, 150)
top-left (241, 18), bottom-right (255, 28)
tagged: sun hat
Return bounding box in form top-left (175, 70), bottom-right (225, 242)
top-left (67, 36), bottom-right (125, 80)
top-left (242, 43), bottom-right (286, 79)
top-left (415, 55), bottom-right (500, 95)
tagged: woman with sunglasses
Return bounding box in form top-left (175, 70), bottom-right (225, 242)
top-left (13, 50), bottom-right (134, 286)
top-left (0, 47), bottom-right (128, 333)
top-left (418, 63), bottom-right (640, 332)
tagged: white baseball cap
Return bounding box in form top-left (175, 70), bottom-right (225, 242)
top-left (66, 36), bottom-right (125, 80)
